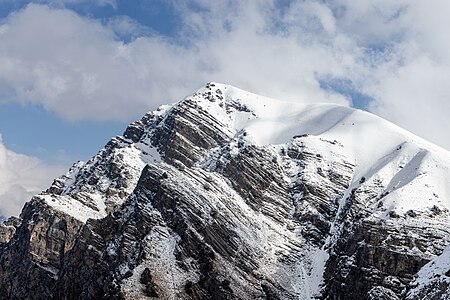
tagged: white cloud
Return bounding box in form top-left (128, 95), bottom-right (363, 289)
top-left (0, 0), bottom-right (117, 9)
top-left (0, 134), bottom-right (65, 217)
top-left (0, 3), bottom-right (352, 122)
top-left (344, 0), bottom-right (450, 149)
top-left (107, 15), bottom-right (154, 39)
top-left (1, 1), bottom-right (450, 150)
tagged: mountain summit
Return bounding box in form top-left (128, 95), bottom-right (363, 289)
top-left (1, 82), bottom-right (450, 299)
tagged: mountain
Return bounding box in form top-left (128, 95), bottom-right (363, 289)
top-left (1, 82), bottom-right (450, 299)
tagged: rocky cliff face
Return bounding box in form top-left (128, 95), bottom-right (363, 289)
top-left (1, 82), bottom-right (450, 299)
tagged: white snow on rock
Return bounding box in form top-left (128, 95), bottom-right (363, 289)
top-left (42, 82), bottom-right (450, 224)
top-left (31, 82), bottom-right (450, 297)
top-left (40, 130), bottom-right (161, 222)
top-left (194, 82), bottom-right (450, 217)
top-left (408, 244), bottom-right (450, 299)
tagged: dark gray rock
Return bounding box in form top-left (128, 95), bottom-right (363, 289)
top-left (0, 83), bottom-right (448, 300)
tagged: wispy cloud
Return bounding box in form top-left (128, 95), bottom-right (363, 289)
top-left (0, 134), bottom-right (65, 217)
top-left (0, 1), bottom-right (450, 150)
top-left (0, 0), bottom-right (117, 9)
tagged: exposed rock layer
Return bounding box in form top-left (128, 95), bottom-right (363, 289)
top-left (1, 83), bottom-right (450, 299)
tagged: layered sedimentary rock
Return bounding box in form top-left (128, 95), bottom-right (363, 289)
top-left (1, 83), bottom-right (450, 299)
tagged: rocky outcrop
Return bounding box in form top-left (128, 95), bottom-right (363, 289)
top-left (0, 216), bottom-right (20, 246)
top-left (1, 82), bottom-right (450, 299)
top-left (0, 198), bottom-right (83, 299)
top-left (322, 219), bottom-right (447, 299)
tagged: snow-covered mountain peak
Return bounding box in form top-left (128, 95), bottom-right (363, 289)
top-left (190, 82), bottom-right (449, 154)
top-left (35, 82), bottom-right (450, 225)
top-left (190, 82), bottom-right (450, 193)
top-left (2, 82), bottom-right (450, 299)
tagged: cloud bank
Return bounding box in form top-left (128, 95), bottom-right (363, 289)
top-left (0, 135), bottom-right (64, 217)
top-left (0, 2), bottom-right (352, 123)
top-left (0, 1), bottom-right (449, 150)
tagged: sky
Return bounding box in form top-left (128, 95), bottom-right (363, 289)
top-left (1, 0), bottom-right (450, 217)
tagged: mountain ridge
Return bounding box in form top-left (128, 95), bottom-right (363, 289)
top-left (0, 82), bottom-right (449, 299)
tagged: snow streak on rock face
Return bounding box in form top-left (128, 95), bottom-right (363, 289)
top-left (1, 82), bottom-right (450, 299)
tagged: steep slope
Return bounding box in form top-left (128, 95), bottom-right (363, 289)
top-left (407, 244), bottom-right (450, 299)
top-left (1, 82), bottom-right (450, 299)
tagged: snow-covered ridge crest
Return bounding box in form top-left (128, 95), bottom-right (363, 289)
top-left (38, 81), bottom-right (450, 223)
top-left (194, 82), bottom-right (450, 156)
top-left (192, 83), bottom-right (450, 214)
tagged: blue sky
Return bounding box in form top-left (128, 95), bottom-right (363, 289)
top-left (0, 102), bottom-right (124, 163)
top-left (0, 1), bottom-right (179, 36)
top-left (0, 0), bottom-right (181, 164)
top-left (1, 0), bottom-right (450, 216)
